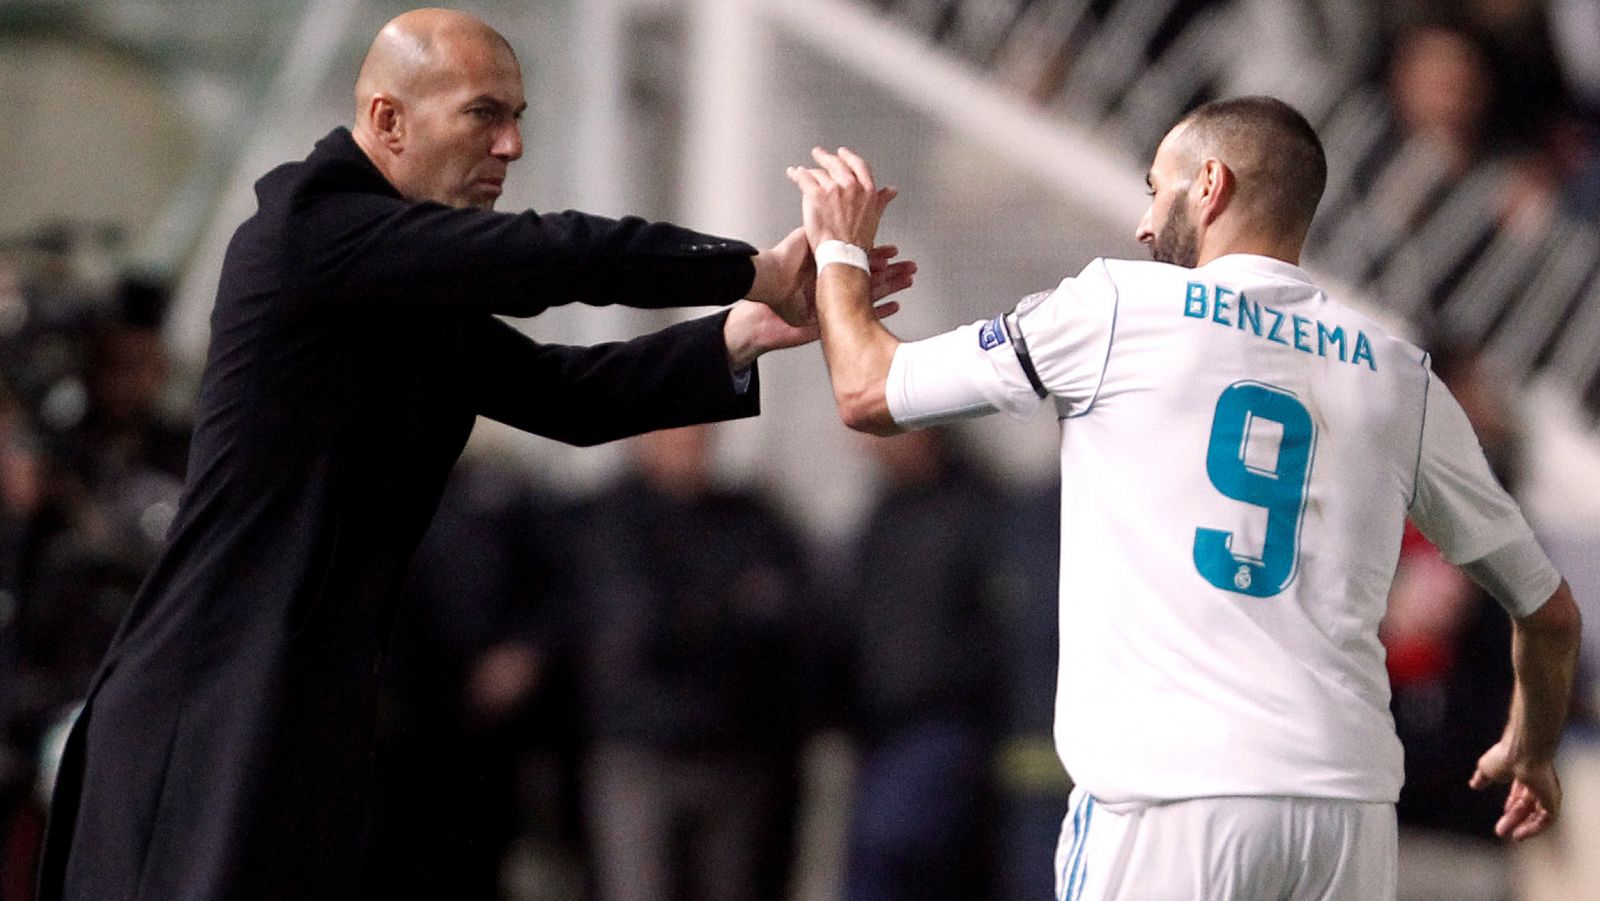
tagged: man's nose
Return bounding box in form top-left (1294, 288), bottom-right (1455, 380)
top-left (1135, 213), bottom-right (1153, 244)
top-left (493, 123), bottom-right (523, 162)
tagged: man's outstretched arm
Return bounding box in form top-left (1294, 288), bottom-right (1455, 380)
top-left (787, 147), bottom-right (905, 435)
top-left (789, 147), bottom-right (1063, 433)
top-left (1469, 579), bottom-right (1582, 841)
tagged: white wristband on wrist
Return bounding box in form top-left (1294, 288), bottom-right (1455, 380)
top-left (814, 240), bottom-right (870, 275)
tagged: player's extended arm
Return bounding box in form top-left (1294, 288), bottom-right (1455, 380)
top-left (787, 147), bottom-right (906, 436)
top-left (1468, 579), bottom-right (1582, 841)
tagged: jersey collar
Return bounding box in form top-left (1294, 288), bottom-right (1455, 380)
top-left (1202, 253), bottom-right (1315, 286)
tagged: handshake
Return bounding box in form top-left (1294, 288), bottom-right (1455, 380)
top-left (722, 147), bottom-right (914, 436)
top-left (729, 148), bottom-right (916, 367)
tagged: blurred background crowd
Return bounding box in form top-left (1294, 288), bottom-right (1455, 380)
top-left (2, 0), bottom-right (1600, 900)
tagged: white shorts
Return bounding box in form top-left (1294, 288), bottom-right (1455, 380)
top-left (1053, 788), bottom-right (1397, 901)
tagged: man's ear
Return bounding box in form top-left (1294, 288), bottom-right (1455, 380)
top-left (367, 95), bottom-right (404, 153)
top-left (1195, 158), bottom-right (1233, 226)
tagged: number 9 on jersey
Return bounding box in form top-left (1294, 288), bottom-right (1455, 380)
top-left (1193, 381), bottom-right (1317, 598)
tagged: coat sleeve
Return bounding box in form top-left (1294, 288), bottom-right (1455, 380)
top-left (465, 311), bottom-right (760, 446)
top-left (291, 187), bottom-right (757, 316)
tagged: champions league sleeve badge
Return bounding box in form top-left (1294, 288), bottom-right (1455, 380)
top-left (979, 315), bottom-right (1008, 350)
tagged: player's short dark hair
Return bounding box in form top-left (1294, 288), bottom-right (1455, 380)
top-left (1178, 96), bottom-right (1328, 236)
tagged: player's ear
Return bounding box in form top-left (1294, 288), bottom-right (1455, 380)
top-left (1195, 158), bottom-right (1233, 225)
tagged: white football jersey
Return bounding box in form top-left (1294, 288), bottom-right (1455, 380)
top-left (884, 253), bottom-right (1560, 804)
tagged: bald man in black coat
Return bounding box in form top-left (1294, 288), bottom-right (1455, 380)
top-left (37, 9), bottom-right (912, 900)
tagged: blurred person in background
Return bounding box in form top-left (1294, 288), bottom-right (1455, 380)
top-left (0, 264), bottom-right (186, 901)
top-left (373, 455), bottom-right (584, 901)
top-left (989, 477), bottom-right (1069, 901)
top-left (828, 427), bottom-right (1002, 901)
top-left (48, 277), bottom-right (188, 494)
top-left (1536, 0), bottom-right (1600, 227)
top-left (1389, 24), bottom-right (1496, 180)
top-left (0, 380), bottom-right (54, 654)
top-left (1546, 112), bottom-right (1600, 222)
top-left (1386, 0), bottom-right (1570, 137)
top-left (28, 279), bottom-right (189, 668)
top-left (572, 424), bottom-right (810, 901)
top-left (0, 378), bottom-right (51, 901)
top-left (1386, 19), bottom-right (1570, 229)
top-left (5, 274), bottom-right (188, 749)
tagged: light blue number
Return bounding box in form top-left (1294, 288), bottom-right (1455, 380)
top-left (1193, 382), bottom-right (1315, 597)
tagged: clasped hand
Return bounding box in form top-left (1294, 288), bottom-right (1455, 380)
top-left (787, 146), bottom-right (897, 253)
top-left (732, 147), bottom-right (912, 363)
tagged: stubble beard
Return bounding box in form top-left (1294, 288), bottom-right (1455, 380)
top-left (1149, 199), bottom-right (1200, 268)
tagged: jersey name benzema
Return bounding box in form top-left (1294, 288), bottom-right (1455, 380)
top-left (884, 254), bottom-right (1559, 804)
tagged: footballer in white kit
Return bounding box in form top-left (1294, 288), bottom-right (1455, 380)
top-left (788, 95), bottom-right (1581, 901)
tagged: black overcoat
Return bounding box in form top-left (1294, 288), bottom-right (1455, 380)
top-left (37, 128), bottom-right (762, 900)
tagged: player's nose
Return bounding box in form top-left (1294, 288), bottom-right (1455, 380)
top-left (492, 122), bottom-right (523, 162)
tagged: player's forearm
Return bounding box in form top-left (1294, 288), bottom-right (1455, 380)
top-left (1504, 582), bottom-right (1582, 764)
top-left (815, 265), bottom-right (900, 435)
